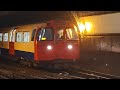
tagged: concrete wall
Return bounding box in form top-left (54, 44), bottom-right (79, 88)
top-left (80, 36), bottom-right (120, 62)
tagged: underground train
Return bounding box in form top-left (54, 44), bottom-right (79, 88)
top-left (0, 20), bottom-right (80, 67)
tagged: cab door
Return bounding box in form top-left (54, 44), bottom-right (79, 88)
top-left (35, 28), bottom-right (55, 61)
top-left (9, 29), bottom-right (16, 55)
top-left (55, 29), bottom-right (66, 59)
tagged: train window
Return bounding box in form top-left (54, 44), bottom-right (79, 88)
top-left (56, 29), bottom-right (64, 40)
top-left (16, 32), bottom-right (23, 42)
top-left (3, 33), bottom-right (8, 41)
top-left (23, 32), bottom-right (30, 42)
top-left (10, 29), bottom-right (16, 42)
top-left (37, 28), bottom-right (53, 41)
top-left (0, 33), bottom-right (3, 41)
top-left (31, 29), bottom-right (36, 41)
top-left (66, 28), bottom-right (79, 40)
top-left (10, 32), bottom-right (12, 42)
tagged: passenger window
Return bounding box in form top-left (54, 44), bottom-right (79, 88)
top-left (3, 33), bottom-right (8, 41)
top-left (37, 28), bottom-right (53, 41)
top-left (10, 32), bottom-right (12, 42)
top-left (16, 32), bottom-right (23, 42)
top-left (23, 32), bottom-right (30, 42)
top-left (56, 29), bottom-right (64, 40)
top-left (31, 29), bottom-right (36, 41)
top-left (10, 29), bottom-right (16, 42)
top-left (0, 33), bottom-right (3, 41)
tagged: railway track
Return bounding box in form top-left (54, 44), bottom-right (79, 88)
top-left (0, 60), bottom-right (82, 79)
top-left (76, 69), bottom-right (120, 79)
top-left (1, 55), bottom-right (120, 79)
top-left (0, 68), bottom-right (60, 79)
top-left (0, 62), bottom-right (90, 79)
top-left (0, 59), bottom-right (61, 79)
top-left (0, 65), bottom-right (58, 79)
top-left (0, 60), bottom-right (119, 79)
top-left (0, 75), bottom-right (9, 79)
top-left (58, 68), bottom-right (120, 79)
top-left (0, 56), bottom-right (95, 79)
top-left (57, 72), bottom-right (85, 79)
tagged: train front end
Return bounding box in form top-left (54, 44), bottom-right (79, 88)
top-left (34, 20), bottom-right (80, 64)
top-left (54, 21), bottom-right (80, 62)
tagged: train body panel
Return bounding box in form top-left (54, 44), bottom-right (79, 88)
top-left (80, 12), bottom-right (120, 35)
top-left (0, 27), bottom-right (13, 55)
top-left (35, 41), bottom-right (55, 60)
top-left (2, 42), bottom-right (9, 49)
top-left (14, 41), bottom-right (34, 53)
top-left (14, 23), bottom-right (45, 53)
top-left (0, 27), bottom-right (12, 49)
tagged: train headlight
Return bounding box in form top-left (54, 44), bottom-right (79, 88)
top-left (47, 45), bottom-right (52, 50)
top-left (68, 45), bottom-right (73, 50)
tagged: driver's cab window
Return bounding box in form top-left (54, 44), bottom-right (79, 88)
top-left (56, 29), bottom-right (64, 40)
top-left (66, 28), bottom-right (79, 40)
top-left (37, 28), bottom-right (53, 41)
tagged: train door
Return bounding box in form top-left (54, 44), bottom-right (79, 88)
top-left (0, 33), bottom-right (3, 55)
top-left (9, 28), bottom-right (16, 55)
top-left (55, 28), bottom-right (66, 59)
top-left (35, 28), bottom-right (55, 60)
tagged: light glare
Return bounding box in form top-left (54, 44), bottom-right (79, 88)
top-left (68, 45), bottom-right (73, 49)
top-left (78, 23), bottom-right (85, 33)
top-left (85, 22), bottom-right (92, 32)
top-left (47, 45), bottom-right (52, 50)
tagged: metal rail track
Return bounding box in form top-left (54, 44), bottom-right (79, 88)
top-left (0, 62), bottom-right (72, 79)
top-left (60, 68), bottom-right (120, 79)
top-left (0, 68), bottom-right (59, 79)
top-left (1, 55), bottom-right (120, 79)
top-left (0, 74), bottom-right (9, 79)
top-left (77, 69), bottom-right (120, 79)
top-left (57, 72), bottom-right (85, 79)
top-left (0, 60), bottom-right (57, 79)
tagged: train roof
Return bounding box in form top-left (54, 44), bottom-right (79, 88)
top-left (0, 19), bottom-right (74, 32)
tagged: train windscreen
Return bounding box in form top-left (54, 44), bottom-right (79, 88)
top-left (66, 28), bottom-right (79, 40)
top-left (37, 28), bottom-right (54, 41)
top-left (56, 27), bottom-right (79, 40)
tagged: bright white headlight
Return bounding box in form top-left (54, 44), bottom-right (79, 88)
top-left (47, 45), bottom-right (52, 50)
top-left (68, 45), bottom-right (73, 49)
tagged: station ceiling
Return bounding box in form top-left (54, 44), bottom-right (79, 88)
top-left (0, 11), bottom-right (118, 28)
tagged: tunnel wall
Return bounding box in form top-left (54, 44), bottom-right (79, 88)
top-left (80, 35), bottom-right (120, 62)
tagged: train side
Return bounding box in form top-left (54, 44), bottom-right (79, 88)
top-left (14, 23), bottom-right (46, 60)
top-left (0, 27), bottom-right (13, 55)
top-left (0, 23), bottom-right (46, 59)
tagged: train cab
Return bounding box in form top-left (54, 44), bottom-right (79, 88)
top-left (34, 20), bottom-right (80, 62)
